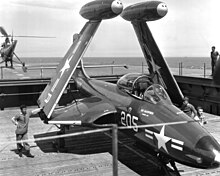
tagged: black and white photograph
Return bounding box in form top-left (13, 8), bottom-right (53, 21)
top-left (0, 0), bottom-right (220, 175)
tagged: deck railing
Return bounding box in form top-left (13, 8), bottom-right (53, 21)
top-left (0, 62), bottom-right (212, 79)
top-left (177, 62), bottom-right (211, 78)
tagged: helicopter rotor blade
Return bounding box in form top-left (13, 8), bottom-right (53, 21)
top-left (0, 27), bottom-right (54, 38)
top-left (11, 35), bottom-right (56, 38)
top-left (0, 27), bottom-right (8, 37)
top-left (0, 35), bottom-right (55, 38)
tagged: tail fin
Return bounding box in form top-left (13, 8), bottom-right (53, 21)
top-left (131, 21), bottom-right (183, 106)
top-left (37, 21), bottom-right (101, 120)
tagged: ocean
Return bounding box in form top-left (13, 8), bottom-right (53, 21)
top-left (21, 57), bottom-right (212, 69)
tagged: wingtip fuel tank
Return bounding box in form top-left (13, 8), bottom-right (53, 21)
top-left (80, 0), bottom-right (123, 20)
top-left (121, 1), bottom-right (168, 21)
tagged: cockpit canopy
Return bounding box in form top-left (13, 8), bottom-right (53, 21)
top-left (117, 73), bottom-right (151, 93)
top-left (117, 73), bottom-right (172, 104)
top-left (143, 84), bottom-right (172, 104)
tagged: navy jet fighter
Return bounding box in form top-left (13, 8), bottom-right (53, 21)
top-left (37, 0), bottom-right (220, 175)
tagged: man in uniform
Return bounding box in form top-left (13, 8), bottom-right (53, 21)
top-left (211, 46), bottom-right (219, 76)
top-left (180, 96), bottom-right (197, 118)
top-left (11, 105), bottom-right (41, 157)
top-left (196, 106), bottom-right (207, 126)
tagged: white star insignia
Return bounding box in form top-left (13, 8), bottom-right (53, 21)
top-left (59, 54), bottom-right (72, 78)
top-left (143, 44), bottom-right (161, 73)
top-left (154, 125), bottom-right (171, 153)
top-left (148, 57), bottom-right (161, 73)
top-left (153, 63), bottom-right (161, 73)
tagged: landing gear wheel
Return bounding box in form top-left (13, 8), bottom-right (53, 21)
top-left (170, 160), bottom-right (181, 176)
top-left (157, 154), bottom-right (180, 176)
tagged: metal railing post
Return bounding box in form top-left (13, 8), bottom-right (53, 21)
top-left (181, 62), bottom-right (183, 76)
top-left (179, 62), bottom-right (183, 76)
top-left (112, 124), bottom-right (118, 176)
top-left (111, 61), bottom-right (114, 75)
top-left (1, 67), bottom-right (3, 79)
top-left (41, 66), bottom-right (43, 78)
top-left (204, 63), bottom-right (206, 78)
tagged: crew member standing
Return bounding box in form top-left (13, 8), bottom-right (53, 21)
top-left (196, 106), bottom-right (207, 126)
top-left (211, 46), bottom-right (219, 76)
top-left (11, 105), bottom-right (41, 157)
top-left (181, 96), bottom-right (197, 118)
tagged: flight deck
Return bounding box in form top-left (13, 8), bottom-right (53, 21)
top-left (0, 108), bottom-right (220, 176)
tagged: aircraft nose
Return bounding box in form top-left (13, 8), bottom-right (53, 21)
top-left (195, 136), bottom-right (220, 168)
top-left (157, 3), bottom-right (168, 17)
top-left (111, 0), bottom-right (123, 14)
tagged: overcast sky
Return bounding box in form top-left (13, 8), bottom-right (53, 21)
top-left (0, 0), bottom-right (220, 58)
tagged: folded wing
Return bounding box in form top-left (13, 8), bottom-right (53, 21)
top-left (37, 21), bottom-right (101, 119)
top-left (131, 21), bottom-right (184, 106)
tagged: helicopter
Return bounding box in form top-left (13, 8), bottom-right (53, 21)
top-left (0, 27), bottom-right (22, 68)
top-left (0, 26), bottom-right (55, 70)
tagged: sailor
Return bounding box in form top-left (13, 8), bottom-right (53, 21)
top-left (180, 96), bottom-right (197, 118)
top-left (11, 105), bottom-right (41, 157)
top-left (210, 46), bottom-right (219, 76)
top-left (196, 106), bottom-right (207, 126)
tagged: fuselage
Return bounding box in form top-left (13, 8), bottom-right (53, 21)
top-left (0, 40), bottom-right (17, 60)
top-left (77, 77), bottom-right (220, 169)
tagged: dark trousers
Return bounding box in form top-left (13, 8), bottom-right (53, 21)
top-left (16, 133), bottom-right (30, 151)
top-left (212, 61), bottom-right (216, 75)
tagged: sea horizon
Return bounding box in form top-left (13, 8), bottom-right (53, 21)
top-left (20, 56), bottom-right (212, 69)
